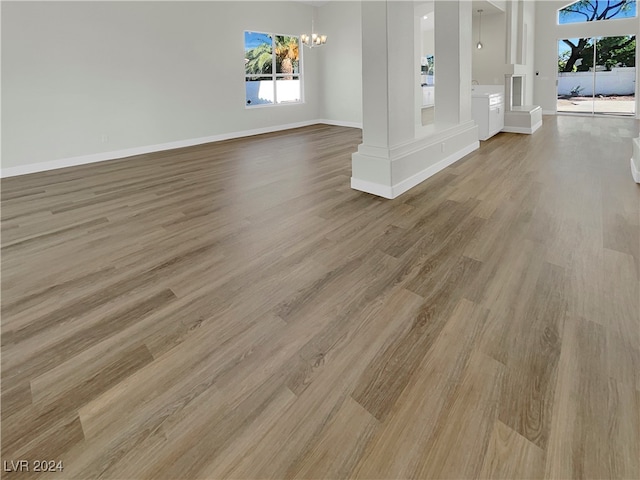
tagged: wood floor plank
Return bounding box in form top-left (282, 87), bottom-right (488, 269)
top-left (193, 387), bottom-right (298, 480)
top-left (1, 289), bottom-right (177, 391)
top-left (350, 298), bottom-right (491, 479)
top-left (415, 350), bottom-right (505, 479)
top-left (288, 397), bottom-right (379, 480)
top-left (217, 287), bottom-right (425, 480)
top-left (478, 420), bottom-right (545, 479)
top-left (3, 343), bottom-right (154, 458)
top-left (351, 255), bottom-right (483, 423)
top-left (76, 313), bottom-right (286, 442)
top-left (498, 261), bottom-right (566, 450)
top-left (545, 316), bottom-right (640, 479)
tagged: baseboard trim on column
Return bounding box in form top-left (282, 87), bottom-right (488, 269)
top-left (501, 120), bottom-right (542, 134)
top-left (351, 140), bottom-right (479, 199)
top-left (631, 158), bottom-right (640, 183)
top-left (632, 138), bottom-right (640, 183)
top-left (350, 178), bottom-right (395, 199)
top-left (390, 141), bottom-right (478, 197)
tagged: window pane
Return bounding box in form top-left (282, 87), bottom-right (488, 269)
top-left (246, 77), bottom-right (274, 106)
top-left (245, 32), bottom-right (273, 75)
top-left (559, 0), bottom-right (636, 25)
top-left (557, 38), bottom-right (595, 114)
top-left (276, 77), bottom-right (301, 104)
top-left (275, 36), bottom-right (300, 76)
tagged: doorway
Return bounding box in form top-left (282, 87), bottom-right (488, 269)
top-left (557, 35), bottom-right (636, 116)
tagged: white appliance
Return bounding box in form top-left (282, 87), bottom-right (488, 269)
top-left (472, 91), bottom-right (504, 141)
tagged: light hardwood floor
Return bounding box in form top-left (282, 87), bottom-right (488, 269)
top-left (1, 115), bottom-right (639, 479)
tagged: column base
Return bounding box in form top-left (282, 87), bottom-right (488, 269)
top-left (351, 122), bottom-right (479, 199)
top-left (502, 106), bottom-right (543, 134)
top-left (631, 137), bottom-right (640, 183)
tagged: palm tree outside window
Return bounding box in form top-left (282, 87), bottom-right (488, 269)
top-left (244, 32), bottom-right (302, 106)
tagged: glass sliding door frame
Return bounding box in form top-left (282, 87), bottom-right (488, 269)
top-left (557, 37), bottom-right (596, 115)
top-left (557, 35), bottom-right (636, 117)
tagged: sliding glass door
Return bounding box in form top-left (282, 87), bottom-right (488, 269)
top-left (593, 36), bottom-right (636, 115)
top-left (557, 35), bottom-right (636, 116)
top-left (558, 37), bottom-right (595, 114)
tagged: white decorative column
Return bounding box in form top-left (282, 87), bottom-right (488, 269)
top-left (351, 1), bottom-right (415, 195)
top-left (502, 0), bottom-right (542, 135)
top-left (434, 0), bottom-right (472, 125)
top-left (351, 0), bottom-right (479, 199)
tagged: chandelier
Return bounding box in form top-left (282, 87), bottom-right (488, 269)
top-left (301, 11), bottom-right (327, 48)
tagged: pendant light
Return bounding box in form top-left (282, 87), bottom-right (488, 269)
top-left (301, 9), bottom-right (327, 48)
top-left (477, 9), bottom-right (483, 49)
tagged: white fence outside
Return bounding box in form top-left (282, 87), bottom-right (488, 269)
top-left (558, 67), bottom-right (636, 96)
top-left (245, 79), bottom-right (301, 106)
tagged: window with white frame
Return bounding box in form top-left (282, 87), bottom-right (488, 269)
top-left (244, 31), bottom-right (302, 107)
top-left (558, 0), bottom-right (636, 25)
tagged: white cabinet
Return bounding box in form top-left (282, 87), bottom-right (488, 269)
top-left (472, 93), bottom-right (504, 141)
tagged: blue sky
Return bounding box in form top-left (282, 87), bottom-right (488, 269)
top-left (558, 38), bottom-right (583, 56)
top-left (244, 32), bottom-right (272, 52)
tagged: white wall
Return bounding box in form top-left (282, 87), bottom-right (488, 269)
top-left (1, 1), bottom-right (322, 170)
top-left (317, 1), bottom-right (362, 126)
top-left (472, 12), bottom-right (507, 85)
top-left (522, 0), bottom-right (536, 105)
top-left (435, 0), bottom-right (474, 124)
top-left (423, 28), bottom-right (435, 56)
top-left (534, 0), bottom-right (640, 115)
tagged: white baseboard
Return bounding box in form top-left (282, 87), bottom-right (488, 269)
top-left (350, 178), bottom-right (394, 199)
top-left (542, 110), bottom-right (556, 115)
top-left (531, 119), bottom-right (543, 133)
top-left (631, 157), bottom-right (640, 183)
top-left (501, 119), bottom-right (542, 135)
top-left (351, 141), bottom-right (479, 200)
top-left (1, 119), bottom-right (361, 178)
top-left (317, 119), bottom-right (363, 129)
top-left (502, 126), bottom-right (530, 134)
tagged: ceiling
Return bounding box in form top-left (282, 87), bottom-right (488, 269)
top-left (295, 0), bottom-right (330, 6)
top-left (417, 0), bottom-right (504, 31)
top-left (300, 0), bottom-right (505, 17)
top-left (299, 0), bottom-right (504, 31)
